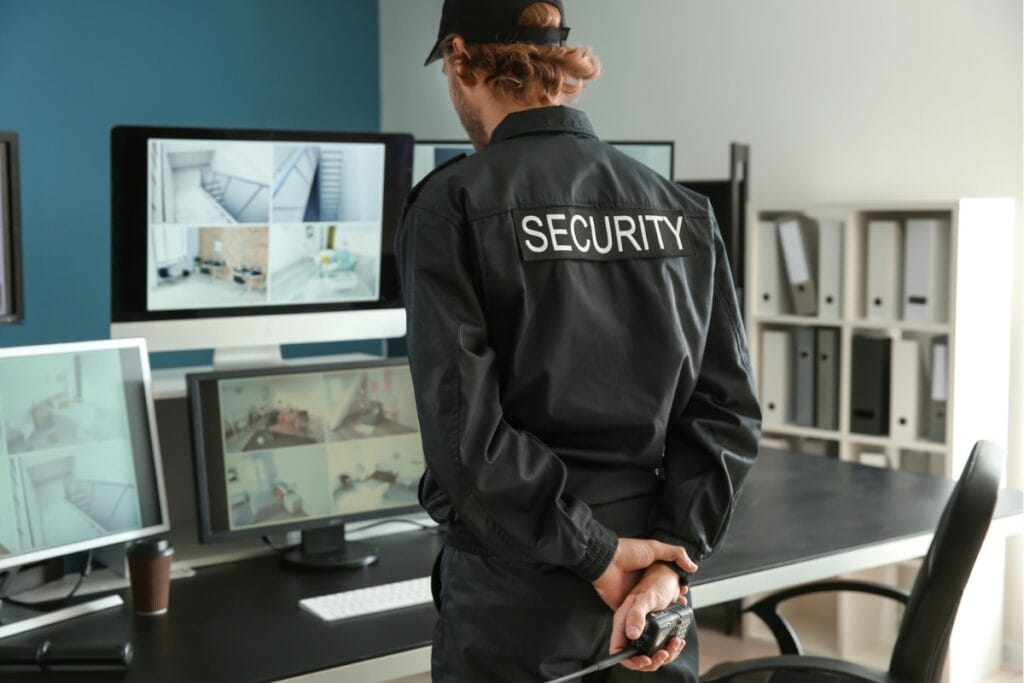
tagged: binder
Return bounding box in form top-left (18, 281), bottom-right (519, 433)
top-left (903, 218), bottom-right (950, 323)
top-left (777, 218), bottom-right (817, 316)
top-left (817, 219), bottom-right (843, 320)
top-left (850, 335), bottom-right (891, 435)
top-left (757, 221), bottom-right (785, 315)
top-left (761, 330), bottom-right (791, 426)
top-left (865, 220), bottom-right (902, 320)
top-left (890, 339), bottom-right (921, 442)
top-left (815, 328), bottom-right (840, 430)
top-left (927, 337), bottom-right (948, 442)
top-left (791, 327), bottom-right (816, 427)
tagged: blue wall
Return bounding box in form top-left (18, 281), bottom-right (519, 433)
top-left (0, 0), bottom-right (387, 366)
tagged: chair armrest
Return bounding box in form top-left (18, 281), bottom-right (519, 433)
top-left (701, 654), bottom-right (894, 683)
top-left (745, 581), bottom-right (910, 655)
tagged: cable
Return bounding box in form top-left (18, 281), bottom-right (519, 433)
top-left (0, 551), bottom-right (93, 611)
top-left (547, 649), bottom-right (638, 683)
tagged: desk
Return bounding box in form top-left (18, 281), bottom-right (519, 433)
top-left (8, 450), bottom-right (1023, 682)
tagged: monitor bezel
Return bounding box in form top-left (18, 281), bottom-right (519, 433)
top-left (187, 356), bottom-right (423, 544)
top-left (0, 337), bottom-right (171, 573)
top-left (0, 132), bottom-right (25, 325)
top-left (110, 125), bottom-right (413, 325)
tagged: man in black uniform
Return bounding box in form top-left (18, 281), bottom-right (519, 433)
top-left (396, 1), bottom-right (762, 680)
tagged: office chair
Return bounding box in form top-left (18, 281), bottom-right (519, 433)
top-left (701, 440), bottom-right (1004, 683)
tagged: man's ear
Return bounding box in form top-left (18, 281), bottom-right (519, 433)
top-left (447, 37), bottom-right (478, 87)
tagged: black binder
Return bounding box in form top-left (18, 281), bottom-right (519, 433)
top-left (791, 327), bottom-right (816, 427)
top-left (850, 335), bottom-right (891, 435)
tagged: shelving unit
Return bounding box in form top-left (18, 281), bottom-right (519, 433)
top-left (742, 199), bottom-right (1015, 681)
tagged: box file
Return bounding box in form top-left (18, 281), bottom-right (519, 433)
top-left (865, 221), bottom-right (902, 320)
top-left (815, 328), bottom-right (840, 430)
top-left (777, 218), bottom-right (817, 316)
top-left (851, 335), bottom-right (891, 435)
top-left (903, 218), bottom-right (950, 323)
top-left (928, 337), bottom-right (948, 442)
top-left (791, 327), bottom-right (816, 427)
top-left (890, 339), bottom-right (921, 442)
top-left (761, 330), bottom-right (791, 426)
top-left (817, 220), bottom-right (843, 320)
top-left (757, 221), bottom-right (785, 315)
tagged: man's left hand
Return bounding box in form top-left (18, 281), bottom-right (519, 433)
top-left (608, 563), bottom-right (689, 672)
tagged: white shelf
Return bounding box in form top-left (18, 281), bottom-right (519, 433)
top-left (763, 424), bottom-right (841, 441)
top-left (746, 199), bottom-right (1015, 683)
top-left (847, 433), bottom-right (948, 454)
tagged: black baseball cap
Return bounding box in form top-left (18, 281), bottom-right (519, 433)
top-left (424, 0), bottom-right (570, 66)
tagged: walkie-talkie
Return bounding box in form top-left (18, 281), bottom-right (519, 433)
top-left (548, 603), bottom-right (693, 683)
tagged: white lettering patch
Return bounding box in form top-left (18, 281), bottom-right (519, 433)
top-left (513, 208), bottom-right (695, 262)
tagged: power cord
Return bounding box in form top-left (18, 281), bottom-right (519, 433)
top-left (0, 551), bottom-right (93, 611)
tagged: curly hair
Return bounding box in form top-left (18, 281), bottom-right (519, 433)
top-left (442, 2), bottom-right (601, 105)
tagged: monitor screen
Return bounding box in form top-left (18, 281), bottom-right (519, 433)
top-left (412, 139), bottom-right (674, 185)
top-left (0, 339), bottom-right (168, 572)
top-left (189, 359), bottom-right (423, 542)
top-left (0, 133), bottom-right (23, 324)
top-left (111, 127), bottom-right (413, 353)
top-left (612, 142), bottom-right (675, 180)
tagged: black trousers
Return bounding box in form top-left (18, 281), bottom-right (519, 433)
top-left (430, 545), bottom-right (700, 682)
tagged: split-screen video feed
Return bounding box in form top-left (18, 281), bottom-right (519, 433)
top-left (218, 366), bottom-right (422, 531)
top-left (147, 139), bottom-right (385, 312)
top-left (0, 351), bottom-right (144, 558)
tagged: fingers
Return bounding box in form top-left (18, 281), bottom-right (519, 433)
top-left (620, 638), bottom-right (686, 672)
top-left (637, 540), bottom-right (698, 573)
top-left (608, 595), bottom-right (632, 654)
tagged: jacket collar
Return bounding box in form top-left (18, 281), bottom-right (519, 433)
top-left (489, 106), bottom-right (597, 145)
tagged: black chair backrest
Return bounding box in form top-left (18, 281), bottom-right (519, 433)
top-left (889, 440), bottom-right (1003, 682)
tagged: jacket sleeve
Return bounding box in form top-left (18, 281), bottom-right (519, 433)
top-left (650, 214), bottom-right (762, 576)
top-left (396, 204), bottom-right (619, 582)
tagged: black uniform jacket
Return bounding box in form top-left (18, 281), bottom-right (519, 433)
top-left (395, 106), bottom-right (761, 583)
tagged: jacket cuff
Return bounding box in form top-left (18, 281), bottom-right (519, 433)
top-left (568, 519), bottom-right (618, 582)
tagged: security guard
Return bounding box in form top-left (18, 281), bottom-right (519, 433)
top-left (396, 1), bottom-right (762, 680)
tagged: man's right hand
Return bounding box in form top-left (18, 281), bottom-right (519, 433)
top-left (592, 539), bottom-right (697, 610)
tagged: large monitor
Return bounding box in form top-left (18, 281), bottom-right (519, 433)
top-left (188, 358), bottom-right (423, 569)
top-left (0, 339), bottom-right (169, 632)
top-left (412, 139), bottom-right (675, 185)
top-left (0, 132), bottom-right (24, 325)
top-left (111, 126), bottom-right (415, 366)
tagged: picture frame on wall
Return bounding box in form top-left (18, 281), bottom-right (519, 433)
top-left (0, 132), bottom-right (24, 325)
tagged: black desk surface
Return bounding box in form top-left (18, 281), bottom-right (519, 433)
top-left (7, 450), bottom-right (1023, 682)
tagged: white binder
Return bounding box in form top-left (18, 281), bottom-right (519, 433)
top-left (903, 218), bottom-right (950, 323)
top-left (817, 219), bottom-right (843, 320)
top-left (890, 339), bottom-right (920, 442)
top-left (866, 220), bottom-right (902, 321)
top-left (761, 330), bottom-right (792, 426)
top-left (757, 221), bottom-right (785, 315)
top-left (778, 218), bottom-right (817, 316)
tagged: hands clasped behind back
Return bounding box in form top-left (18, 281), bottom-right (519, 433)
top-left (591, 538), bottom-right (696, 672)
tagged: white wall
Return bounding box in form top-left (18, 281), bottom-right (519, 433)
top-left (379, 0), bottom-right (1023, 661)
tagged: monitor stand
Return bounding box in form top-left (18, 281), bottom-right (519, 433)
top-left (213, 344), bottom-right (284, 370)
top-left (279, 525), bottom-right (379, 571)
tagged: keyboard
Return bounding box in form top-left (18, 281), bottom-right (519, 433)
top-left (299, 576), bottom-right (433, 622)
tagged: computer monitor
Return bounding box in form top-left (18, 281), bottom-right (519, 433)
top-left (609, 141), bottom-right (675, 180)
top-left (0, 339), bottom-right (169, 634)
top-left (110, 126), bottom-right (415, 367)
top-left (188, 358), bottom-right (423, 570)
top-left (413, 139), bottom-right (675, 186)
top-left (0, 132), bottom-right (24, 325)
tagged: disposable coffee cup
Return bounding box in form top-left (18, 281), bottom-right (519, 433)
top-left (126, 538), bottom-right (174, 616)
